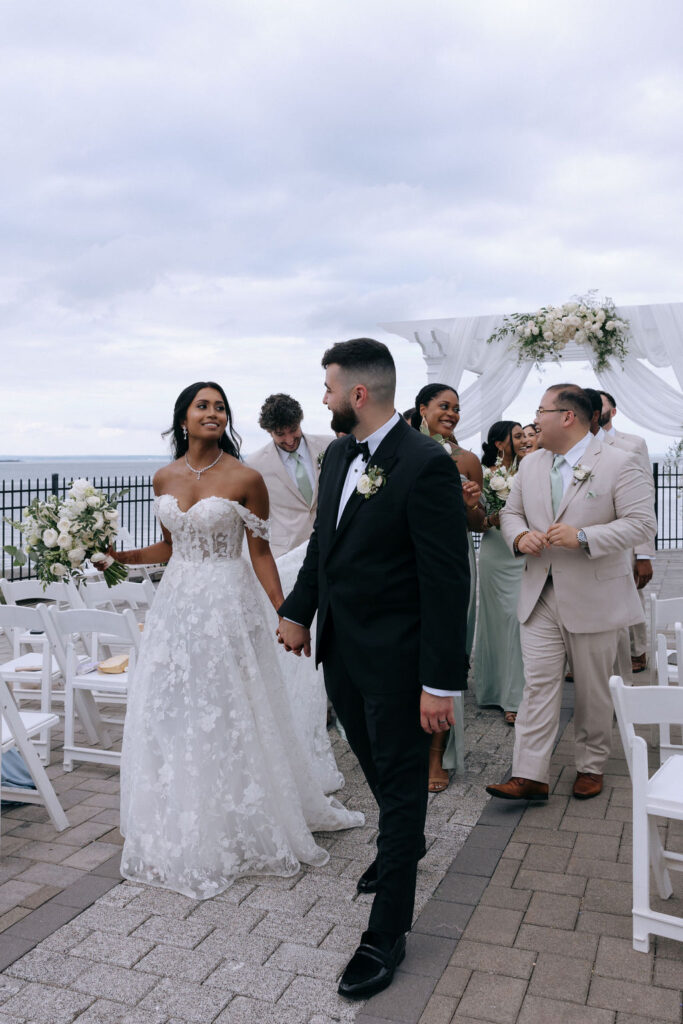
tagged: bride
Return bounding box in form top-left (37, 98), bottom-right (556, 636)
top-left (112, 381), bottom-right (363, 900)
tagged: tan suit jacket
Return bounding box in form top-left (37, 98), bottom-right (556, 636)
top-left (500, 435), bottom-right (656, 633)
top-left (247, 433), bottom-right (332, 558)
top-left (602, 428), bottom-right (655, 558)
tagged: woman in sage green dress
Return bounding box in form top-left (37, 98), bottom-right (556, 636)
top-left (474, 420), bottom-right (527, 725)
top-left (410, 384), bottom-right (485, 791)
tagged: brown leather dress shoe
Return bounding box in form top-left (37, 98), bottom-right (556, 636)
top-left (631, 654), bottom-right (647, 674)
top-left (485, 777), bottom-right (548, 801)
top-left (573, 772), bottom-right (603, 799)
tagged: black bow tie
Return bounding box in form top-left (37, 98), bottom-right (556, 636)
top-left (346, 438), bottom-right (371, 462)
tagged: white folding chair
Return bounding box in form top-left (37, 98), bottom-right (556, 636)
top-left (656, 623), bottom-right (683, 764)
top-left (47, 607), bottom-right (140, 771)
top-left (115, 526), bottom-right (165, 583)
top-left (0, 577), bottom-right (82, 657)
top-left (0, 605), bottom-right (62, 763)
top-left (610, 675), bottom-right (683, 953)
top-left (649, 593), bottom-right (683, 684)
top-left (0, 675), bottom-right (68, 832)
top-left (79, 578), bottom-right (155, 614)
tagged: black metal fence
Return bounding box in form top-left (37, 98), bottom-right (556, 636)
top-left (1, 474), bottom-right (163, 581)
top-left (654, 461), bottom-right (682, 550)
top-left (1, 465), bottom-right (681, 580)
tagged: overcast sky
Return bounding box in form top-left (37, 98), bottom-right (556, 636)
top-left (1, 0), bottom-right (681, 459)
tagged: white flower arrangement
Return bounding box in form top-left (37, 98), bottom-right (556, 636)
top-left (4, 478), bottom-right (129, 588)
top-left (486, 291), bottom-right (630, 372)
top-left (356, 465), bottom-right (386, 500)
top-left (482, 458), bottom-right (517, 519)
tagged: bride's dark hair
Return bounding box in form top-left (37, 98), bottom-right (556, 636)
top-left (481, 420), bottom-right (521, 467)
top-left (410, 383), bottom-right (458, 431)
top-left (163, 382), bottom-right (242, 460)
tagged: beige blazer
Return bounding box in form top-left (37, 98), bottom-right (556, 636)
top-left (500, 435), bottom-right (657, 633)
top-left (247, 433), bottom-right (332, 558)
top-left (602, 429), bottom-right (655, 558)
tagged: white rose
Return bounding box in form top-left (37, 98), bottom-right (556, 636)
top-left (93, 512), bottom-right (105, 530)
top-left (104, 509), bottom-right (119, 522)
top-left (57, 517), bottom-right (72, 533)
top-left (574, 329), bottom-right (587, 344)
top-left (42, 528), bottom-right (59, 548)
top-left (86, 495), bottom-right (101, 507)
top-left (58, 533), bottom-right (73, 550)
top-left (357, 475), bottom-right (372, 495)
top-left (28, 531), bottom-right (41, 547)
top-left (605, 320), bottom-right (615, 331)
top-left (68, 546), bottom-right (86, 565)
top-left (531, 324), bottom-right (539, 335)
top-left (52, 562), bottom-right (68, 578)
top-left (72, 499), bottom-right (87, 513)
top-left (489, 475), bottom-right (508, 493)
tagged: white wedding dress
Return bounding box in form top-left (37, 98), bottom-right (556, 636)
top-left (120, 495), bottom-right (363, 900)
top-left (271, 542), bottom-right (344, 794)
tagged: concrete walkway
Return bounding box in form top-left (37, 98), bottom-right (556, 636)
top-left (0, 553), bottom-right (681, 1023)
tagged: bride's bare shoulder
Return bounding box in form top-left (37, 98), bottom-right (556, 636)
top-left (152, 460), bottom-right (184, 494)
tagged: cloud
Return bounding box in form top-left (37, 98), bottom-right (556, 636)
top-left (0, 0), bottom-right (681, 456)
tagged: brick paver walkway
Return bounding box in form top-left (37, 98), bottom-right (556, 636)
top-left (0, 552), bottom-right (681, 1023)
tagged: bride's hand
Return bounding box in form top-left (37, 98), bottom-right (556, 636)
top-left (276, 618), bottom-right (311, 657)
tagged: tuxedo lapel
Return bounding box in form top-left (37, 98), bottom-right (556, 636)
top-left (554, 436), bottom-right (601, 521)
top-left (330, 419), bottom-right (405, 552)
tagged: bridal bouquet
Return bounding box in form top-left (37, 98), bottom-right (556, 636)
top-left (4, 478), bottom-right (128, 588)
top-left (482, 460), bottom-right (516, 520)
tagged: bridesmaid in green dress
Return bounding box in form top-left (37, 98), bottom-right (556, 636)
top-left (474, 420), bottom-right (527, 724)
top-left (411, 384), bottom-right (485, 792)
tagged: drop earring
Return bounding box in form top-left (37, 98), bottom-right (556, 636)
top-left (182, 426), bottom-right (188, 440)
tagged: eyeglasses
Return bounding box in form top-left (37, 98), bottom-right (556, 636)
top-left (535, 407), bottom-right (570, 417)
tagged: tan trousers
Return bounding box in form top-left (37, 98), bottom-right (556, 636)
top-left (513, 580), bottom-right (620, 783)
top-left (629, 587), bottom-right (648, 657)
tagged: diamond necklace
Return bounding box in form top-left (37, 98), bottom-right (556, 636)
top-left (185, 450), bottom-right (224, 480)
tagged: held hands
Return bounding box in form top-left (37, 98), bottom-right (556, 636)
top-left (276, 618), bottom-right (311, 658)
top-left (420, 692), bottom-right (455, 735)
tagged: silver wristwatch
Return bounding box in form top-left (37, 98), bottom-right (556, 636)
top-left (577, 528), bottom-right (589, 551)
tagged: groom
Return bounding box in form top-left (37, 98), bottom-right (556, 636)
top-left (278, 338), bottom-right (471, 999)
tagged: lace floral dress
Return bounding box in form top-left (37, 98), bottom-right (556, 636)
top-left (120, 495), bottom-right (363, 900)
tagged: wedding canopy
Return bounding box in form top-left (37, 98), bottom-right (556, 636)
top-left (381, 302), bottom-right (683, 437)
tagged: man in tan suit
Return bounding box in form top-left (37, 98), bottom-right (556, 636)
top-left (486, 384), bottom-right (656, 802)
top-left (599, 390), bottom-right (655, 673)
top-left (247, 393), bottom-right (332, 558)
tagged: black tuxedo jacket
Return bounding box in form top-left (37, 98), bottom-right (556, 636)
top-left (278, 417), bottom-right (471, 694)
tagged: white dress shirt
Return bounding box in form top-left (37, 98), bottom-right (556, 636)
top-left (554, 431), bottom-right (592, 497)
top-left (336, 411), bottom-right (400, 526)
top-left (277, 436), bottom-right (315, 491)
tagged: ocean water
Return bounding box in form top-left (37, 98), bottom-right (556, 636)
top-left (0, 456), bottom-right (168, 486)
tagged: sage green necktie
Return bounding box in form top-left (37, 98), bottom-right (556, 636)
top-left (551, 454), bottom-right (565, 518)
top-left (290, 451), bottom-right (313, 505)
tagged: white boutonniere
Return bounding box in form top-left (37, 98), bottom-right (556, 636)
top-left (587, 490), bottom-right (597, 498)
top-left (316, 450), bottom-right (326, 469)
top-left (572, 463), bottom-right (594, 485)
top-left (356, 465), bottom-right (386, 499)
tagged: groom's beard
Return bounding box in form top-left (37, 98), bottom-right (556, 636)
top-left (330, 402), bottom-right (359, 435)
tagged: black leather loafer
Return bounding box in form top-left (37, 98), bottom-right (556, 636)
top-left (356, 844), bottom-right (427, 895)
top-left (337, 932), bottom-right (406, 999)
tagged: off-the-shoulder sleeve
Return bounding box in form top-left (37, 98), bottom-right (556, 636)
top-left (235, 504), bottom-right (270, 541)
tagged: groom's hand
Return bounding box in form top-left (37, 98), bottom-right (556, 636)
top-left (420, 692), bottom-right (455, 734)
top-left (276, 618), bottom-right (311, 658)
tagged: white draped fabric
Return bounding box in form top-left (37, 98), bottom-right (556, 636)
top-left (382, 302), bottom-right (683, 437)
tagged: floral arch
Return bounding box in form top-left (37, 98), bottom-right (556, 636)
top-left (381, 301), bottom-right (683, 437)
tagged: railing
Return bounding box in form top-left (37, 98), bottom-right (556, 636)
top-left (1, 474), bottom-right (163, 581)
top-left (1, 465), bottom-right (681, 579)
top-left (654, 461), bottom-right (682, 550)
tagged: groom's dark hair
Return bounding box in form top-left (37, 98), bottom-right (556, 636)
top-left (321, 338), bottom-right (396, 404)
